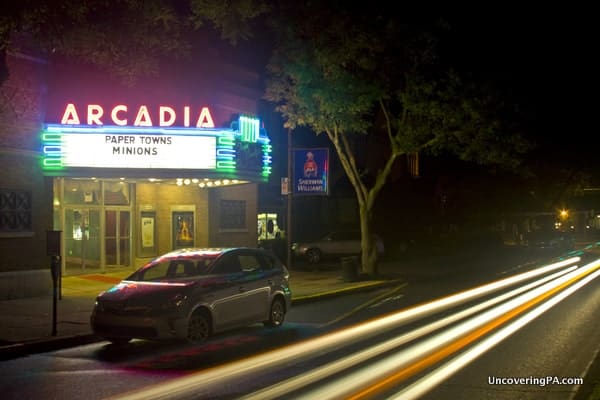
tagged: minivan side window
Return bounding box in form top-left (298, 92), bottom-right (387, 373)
top-left (257, 252), bottom-right (277, 271)
top-left (136, 261), bottom-right (170, 281)
top-left (238, 254), bottom-right (261, 273)
top-left (213, 254), bottom-right (242, 274)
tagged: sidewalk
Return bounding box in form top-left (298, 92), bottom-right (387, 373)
top-left (3, 243), bottom-right (598, 361)
top-left (0, 263), bottom-right (400, 360)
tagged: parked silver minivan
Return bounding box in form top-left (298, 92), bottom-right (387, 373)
top-left (91, 247), bottom-right (291, 344)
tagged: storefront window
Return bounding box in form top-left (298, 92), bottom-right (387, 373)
top-left (104, 181), bottom-right (130, 205)
top-left (63, 179), bottom-right (100, 205)
top-left (258, 213), bottom-right (280, 240)
top-left (0, 189), bottom-right (32, 234)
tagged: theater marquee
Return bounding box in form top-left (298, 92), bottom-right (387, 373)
top-left (41, 103), bottom-right (272, 180)
top-left (46, 127), bottom-right (217, 170)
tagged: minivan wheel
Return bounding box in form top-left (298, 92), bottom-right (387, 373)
top-left (188, 309), bottom-right (211, 343)
top-left (264, 297), bottom-right (286, 328)
top-left (306, 248), bottom-right (321, 264)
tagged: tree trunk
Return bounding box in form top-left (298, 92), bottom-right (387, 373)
top-left (359, 204), bottom-right (379, 276)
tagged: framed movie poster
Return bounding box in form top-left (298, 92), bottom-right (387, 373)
top-left (172, 210), bottom-right (194, 249)
top-left (139, 210), bottom-right (157, 257)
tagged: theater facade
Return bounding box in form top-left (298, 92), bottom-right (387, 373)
top-left (0, 46), bottom-right (272, 299)
top-left (45, 102), bottom-right (271, 274)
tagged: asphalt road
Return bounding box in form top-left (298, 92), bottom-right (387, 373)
top-left (418, 274), bottom-right (600, 400)
top-left (0, 289), bottom-right (390, 400)
top-left (1, 247), bottom-right (598, 400)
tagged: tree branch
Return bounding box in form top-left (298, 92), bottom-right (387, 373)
top-left (326, 127), bottom-right (367, 205)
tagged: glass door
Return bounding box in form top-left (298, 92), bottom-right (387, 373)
top-left (65, 208), bottom-right (101, 271)
top-left (105, 209), bottom-right (131, 266)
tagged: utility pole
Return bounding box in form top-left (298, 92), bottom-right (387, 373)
top-left (286, 127), bottom-right (293, 270)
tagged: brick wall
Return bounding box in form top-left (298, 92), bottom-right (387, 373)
top-left (209, 183), bottom-right (258, 248)
top-left (135, 182), bottom-right (210, 264)
top-left (0, 51), bottom-right (53, 298)
top-left (0, 52), bottom-right (47, 150)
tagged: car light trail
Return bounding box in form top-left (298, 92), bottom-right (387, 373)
top-left (393, 267), bottom-right (600, 400)
top-left (108, 256), bottom-right (584, 400)
top-left (239, 265), bottom-right (579, 400)
top-left (311, 258), bottom-right (600, 400)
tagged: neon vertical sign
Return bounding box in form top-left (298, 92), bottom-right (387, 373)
top-left (239, 115), bottom-right (260, 143)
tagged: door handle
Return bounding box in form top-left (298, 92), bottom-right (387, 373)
top-left (239, 286), bottom-right (246, 293)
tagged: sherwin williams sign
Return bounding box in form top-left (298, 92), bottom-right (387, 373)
top-left (293, 148), bottom-right (329, 195)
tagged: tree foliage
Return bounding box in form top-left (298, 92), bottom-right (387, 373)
top-left (189, 0), bottom-right (270, 44)
top-left (1, 0), bottom-right (189, 85)
top-left (190, 1), bottom-right (531, 275)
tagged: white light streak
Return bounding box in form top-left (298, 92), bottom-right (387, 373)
top-left (393, 267), bottom-right (600, 400)
top-left (240, 265), bottom-right (578, 400)
top-left (108, 257), bottom-right (582, 400)
top-left (300, 258), bottom-right (600, 399)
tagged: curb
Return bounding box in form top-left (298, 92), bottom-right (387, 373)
top-left (0, 333), bottom-right (101, 361)
top-left (0, 279), bottom-right (401, 360)
top-left (291, 279), bottom-right (403, 305)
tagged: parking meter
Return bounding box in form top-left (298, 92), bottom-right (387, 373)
top-left (47, 230), bottom-right (62, 336)
top-left (50, 255), bottom-right (61, 283)
top-left (46, 230), bottom-right (62, 296)
top-left (46, 230), bottom-right (61, 257)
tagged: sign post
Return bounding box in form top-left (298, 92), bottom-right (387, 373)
top-left (286, 128), bottom-right (293, 270)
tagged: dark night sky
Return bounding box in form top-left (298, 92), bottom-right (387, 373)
top-left (440, 12), bottom-right (591, 175)
top-left (439, 10), bottom-right (595, 154)
top-left (232, 6), bottom-right (597, 188)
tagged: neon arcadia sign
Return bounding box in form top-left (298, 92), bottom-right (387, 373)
top-left (60, 103), bottom-right (216, 128)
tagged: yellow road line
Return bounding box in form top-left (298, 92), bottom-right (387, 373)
top-left (324, 283), bottom-right (407, 327)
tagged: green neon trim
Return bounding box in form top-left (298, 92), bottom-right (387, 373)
top-left (42, 132), bottom-right (62, 141)
top-left (216, 160), bottom-right (236, 169)
top-left (218, 136), bottom-right (236, 146)
top-left (43, 159), bottom-right (63, 169)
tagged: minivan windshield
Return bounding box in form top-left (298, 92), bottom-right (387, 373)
top-left (127, 256), bottom-right (217, 282)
